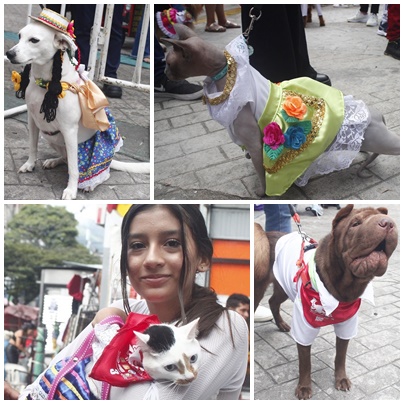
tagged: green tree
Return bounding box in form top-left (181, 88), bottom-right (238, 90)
top-left (5, 205), bottom-right (101, 304)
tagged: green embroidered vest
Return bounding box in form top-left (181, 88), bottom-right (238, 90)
top-left (258, 77), bottom-right (345, 196)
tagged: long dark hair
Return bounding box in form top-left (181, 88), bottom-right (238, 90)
top-left (120, 204), bottom-right (226, 339)
top-left (15, 51), bottom-right (64, 123)
top-left (39, 50), bottom-right (64, 122)
top-left (16, 64), bottom-right (31, 99)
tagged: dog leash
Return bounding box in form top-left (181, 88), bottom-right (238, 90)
top-left (289, 205), bottom-right (318, 288)
top-left (242, 6), bottom-right (262, 56)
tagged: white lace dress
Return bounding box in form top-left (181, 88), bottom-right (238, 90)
top-left (203, 35), bottom-right (371, 187)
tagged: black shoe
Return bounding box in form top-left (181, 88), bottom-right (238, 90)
top-left (315, 73), bottom-right (332, 86)
top-left (155, 74), bottom-right (203, 101)
top-left (102, 84), bottom-right (122, 98)
top-left (384, 39), bottom-right (400, 60)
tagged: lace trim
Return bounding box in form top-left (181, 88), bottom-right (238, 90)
top-left (296, 96), bottom-right (370, 186)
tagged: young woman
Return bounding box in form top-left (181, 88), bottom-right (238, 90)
top-left (20, 204), bottom-right (249, 400)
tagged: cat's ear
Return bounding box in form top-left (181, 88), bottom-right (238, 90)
top-left (134, 330), bottom-right (151, 352)
top-left (182, 317), bottom-right (200, 340)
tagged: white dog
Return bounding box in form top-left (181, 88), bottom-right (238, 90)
top-left (6, 9), bottom-right (150, 200)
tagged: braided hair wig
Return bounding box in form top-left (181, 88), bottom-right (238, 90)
top-left (16, 50), bottom-right (64, 123)
top-left (40, 50), bottom-right (64, 122)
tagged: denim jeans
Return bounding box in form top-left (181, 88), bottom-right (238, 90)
top-left (264, 204), bottom-right (292, 232)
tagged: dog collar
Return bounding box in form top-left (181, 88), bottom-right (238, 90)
top-left (35, 78), bottom-right (71, 98)
top-left (203, 50), bottom-right (237, 106)
top-left (210, 64), bottom-right (228, 81)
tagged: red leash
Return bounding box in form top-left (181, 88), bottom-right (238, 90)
top-left (289, 205), bottom-right (318, 286)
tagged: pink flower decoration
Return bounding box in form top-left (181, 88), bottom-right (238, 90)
top-left (263, 122), bottom-right (285, 150)
top-left (67, 21), bottom-right (76, 38)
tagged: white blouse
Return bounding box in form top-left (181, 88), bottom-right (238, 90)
top-left (20, 299), bottom-right (249, 400)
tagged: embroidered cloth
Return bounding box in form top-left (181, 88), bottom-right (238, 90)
top-left (78, 107), bottom-right (122, 190)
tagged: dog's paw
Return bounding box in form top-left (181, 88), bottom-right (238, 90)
top-left (62, 188), bottom-right (77, 200)
top-left (18, 161), bottom-right (36, 173)
top-left (335, 376), bottom-right (351, 392)
top-left (295, 384), bottom-right (312, 400)
top-left (43, 157), bottom-right (65, 169)
top-left (277, 320), bottom-right (291, 332)
top-left (255, 187), bottom-right (266, 198)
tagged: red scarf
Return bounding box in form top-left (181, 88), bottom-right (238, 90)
top-left (296, 263), bottom-right (361, 328)
top-left (90, 312), bottom-right (160, 387)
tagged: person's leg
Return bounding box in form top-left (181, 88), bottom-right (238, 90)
top-left (205, 4), bottom-right (225, 31)
top-left (385, 4), bottom-right (400, 60)
top-left (102, 4), bottom-right (124, 98)
top-left (386, 4), bottom-right (400, 41)
top-left (264, 204), bottom-right (292, 233)
top-left (132, 11), bottom-right (150, 60)
top-left (370, 4), bottom-right (380, 14)
top-left (104, 4), bottom-right (124, 79)
top-left (360, 5), bottom-right (369, 13)
top-left (70, 5), bottom-right (95, 68)
top-left (205, 4), bottom-right (217, 26)
top-left (216, 4), bottom-right (240, 28)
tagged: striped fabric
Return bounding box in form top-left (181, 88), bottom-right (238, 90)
top-left (27, 357), bottom-right (97, 400)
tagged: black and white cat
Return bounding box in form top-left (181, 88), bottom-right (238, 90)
top-left (134, 318), bottom-right (201, 385)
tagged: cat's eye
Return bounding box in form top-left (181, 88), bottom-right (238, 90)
top-left (164, 364), bottom-right (177, 372)
top-left (190, 354), bottom-right (198, 363)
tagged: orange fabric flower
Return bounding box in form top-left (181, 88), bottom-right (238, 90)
top-left (283, 95), bottom-right (307, 120)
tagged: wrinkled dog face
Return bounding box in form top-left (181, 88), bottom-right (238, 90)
top-left (332, 205), bottom-right (398, 279)
top-left (6, 21), bottom-right (76, 66)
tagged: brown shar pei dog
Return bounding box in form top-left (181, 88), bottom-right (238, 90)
top-left (254, 204), bottom-right (398, 399)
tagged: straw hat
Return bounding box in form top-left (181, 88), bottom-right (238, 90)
top-left (30, 8), bottom-right (75, 38)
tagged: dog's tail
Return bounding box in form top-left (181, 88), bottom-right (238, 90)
top-left (110, 160), bottom-right (150, 174)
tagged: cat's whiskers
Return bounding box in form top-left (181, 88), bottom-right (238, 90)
top-left (157, 379), bottom-right (182, 396)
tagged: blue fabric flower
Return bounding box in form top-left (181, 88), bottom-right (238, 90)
top-left (284, 126), bottom-right (307, 150)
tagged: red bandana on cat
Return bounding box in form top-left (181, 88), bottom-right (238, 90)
top-left (90, 312), bottom-right (160, 387)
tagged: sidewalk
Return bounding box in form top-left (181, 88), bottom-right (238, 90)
top-left (4, 4), bottom-right (150, 200)
top-left (254, 203), bottom-right (400, 399)
top-left (154, 5), bottom-right (399, 200)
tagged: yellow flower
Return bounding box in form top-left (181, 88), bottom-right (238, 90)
top-left (57, 82), bottom-right (71, 99)
top-left (11, 71), bottom-right (21, 91)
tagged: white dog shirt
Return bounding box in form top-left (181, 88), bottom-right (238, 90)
top-left (273, 232), bottom-right (374, 346)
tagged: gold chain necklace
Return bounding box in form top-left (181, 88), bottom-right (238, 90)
top-left (202, 50), bottom-right (237, 106)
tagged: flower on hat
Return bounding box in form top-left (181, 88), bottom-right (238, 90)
top-left (67, 21), bottom-right (76, 38)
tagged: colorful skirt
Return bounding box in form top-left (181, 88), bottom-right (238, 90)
top-left (78, 108), bottom-right (123, 190)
